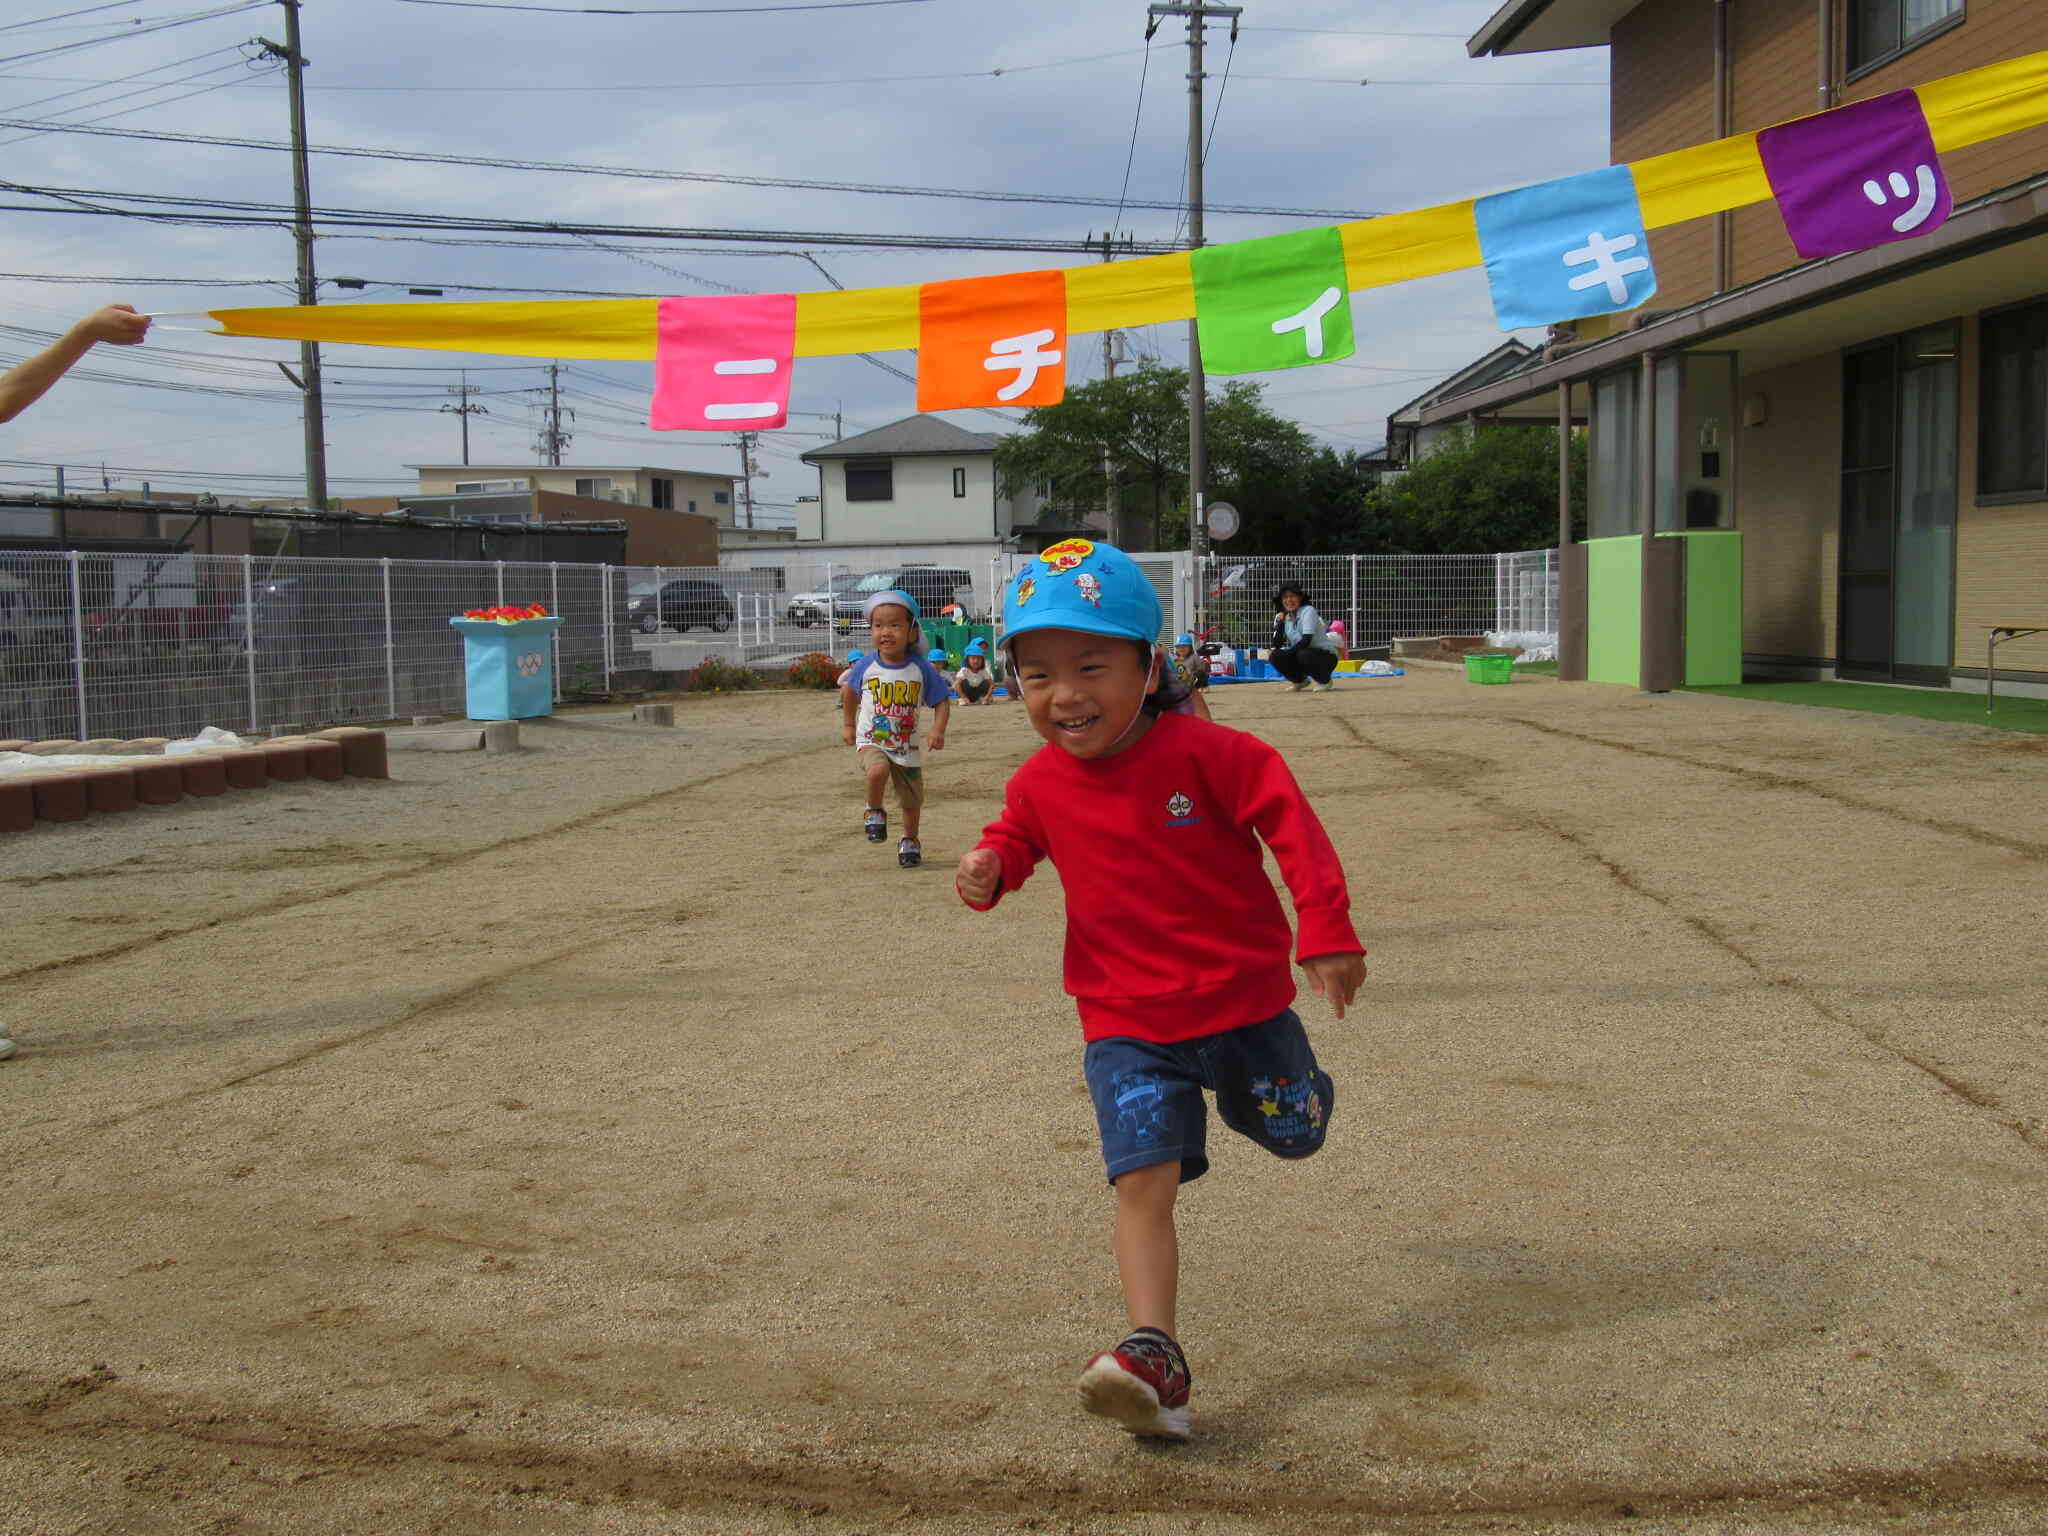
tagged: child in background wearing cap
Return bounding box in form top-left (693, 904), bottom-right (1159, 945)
top-left (953, 637), bottom-right (997, 705)
top-left (954, 539), bottom-right (1366, 1443)
top-left (1168, 633), bottom-right (1213, 722)
top-left (841, 590), bottom-right (951, 869)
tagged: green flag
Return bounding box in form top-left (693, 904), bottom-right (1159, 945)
top-left (1190, 226), bottom-right (1355, 376)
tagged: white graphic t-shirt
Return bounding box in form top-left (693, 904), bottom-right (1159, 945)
top-left (852, 655), bottom-right (947, 766)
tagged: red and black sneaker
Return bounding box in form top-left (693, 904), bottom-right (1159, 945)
top-left (862, 807), bottom-right (887, 843)
top-left (1078, 1328), bottom-right (1191, 1440)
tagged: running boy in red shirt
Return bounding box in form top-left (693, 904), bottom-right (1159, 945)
top-left (955, 540), bottom-right (1366, 1442)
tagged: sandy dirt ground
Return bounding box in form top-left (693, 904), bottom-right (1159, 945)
top-left (4, 667), bottom-right (2047, 1536)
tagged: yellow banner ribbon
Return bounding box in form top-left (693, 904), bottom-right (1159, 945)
top-left (203, 50), bottom-right (2048, 362)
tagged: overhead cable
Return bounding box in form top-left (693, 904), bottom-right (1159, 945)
top-left (0, 180), bottom-right (1196, 253)
top-left (0, 116), bottom-right (1386, 219)
top-left (0, 2), bottom-right (266, 69)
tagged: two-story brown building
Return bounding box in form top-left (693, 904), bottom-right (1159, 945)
top-left (1432, 0), bottom-right (2048, 697)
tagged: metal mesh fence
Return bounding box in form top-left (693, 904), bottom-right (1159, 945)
top-left (0, 547), bottom-right (1557, 740)
top-left (1199, 553), bottom-right (1554, 656)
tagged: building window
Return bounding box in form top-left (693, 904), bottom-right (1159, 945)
top-left (1847, 0), bottom-right (1962, 74)
top-left (845, 458), bottom-right (894, 502)
top-left (574, 476), bottom-right (613, 498)
top-left (952, 466), bottom-right (967, 498)
top-left (713, 490), bottom-right (731, 506)
top-left (1979, 300), bottom-right (2047, 499)
top-left (651, 477), bottom-right (674, 509)
top-left (688, 498), bottom-right (698, 513)
top-left (1587, 368), bottom-right (1640, 539)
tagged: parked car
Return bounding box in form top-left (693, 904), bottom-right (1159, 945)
top-left (786, 572), bottom-right (863, 628)
top-left (832, 567), bottom-right (977, 629)
top-left (628, 577), bottom-right (735, 634)
top-left (0, 569), bottom-right (68, 656)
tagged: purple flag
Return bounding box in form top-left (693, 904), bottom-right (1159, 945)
top-left (1757, 91), bottom-right (1951, 260)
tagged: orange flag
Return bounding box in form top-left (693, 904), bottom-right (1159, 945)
top-left (916, 269), bottom-right (1068, 412)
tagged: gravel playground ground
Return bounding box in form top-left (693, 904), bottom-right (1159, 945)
top-left (4, 668), bottom-right (2048, 1536)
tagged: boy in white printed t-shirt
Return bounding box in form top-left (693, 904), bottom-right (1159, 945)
top-left (840, 590), bottom-right (952, 869)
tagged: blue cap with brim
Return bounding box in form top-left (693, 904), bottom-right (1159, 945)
top-left (999, 539), bottom-right (1160, 652)
top-left (862, 589), bottom-right (921, 623)
top-left (1174, 632), bottom-right (1195, 647)
top-left (963, 637), bottom-right (989, 656)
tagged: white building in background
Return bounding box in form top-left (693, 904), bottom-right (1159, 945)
top-left (796, 416), bottom-right (1046, 546)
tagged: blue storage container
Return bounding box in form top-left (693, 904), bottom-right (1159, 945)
top-left (449, 615), bottom-right (566, 720)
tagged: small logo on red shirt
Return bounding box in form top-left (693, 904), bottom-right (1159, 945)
top-left (1165, 790), bottom-right (1199, 827)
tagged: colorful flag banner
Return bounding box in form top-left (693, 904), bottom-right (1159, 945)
top-left (185, 51), bottom-right (2048, 386)
top-left (650, 293), bottom-right (796, 430)
top-left (916, 269), bottom-right (1068, 411)
top-left (1189, 226), bottom-right (1355, 375)
top-left (1473, 164), bottom-right (1658, 331)
top-left (1757, 89), bottom-right (1952, 260)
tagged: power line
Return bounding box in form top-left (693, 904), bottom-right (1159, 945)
top-left (0, 45), bottom-right (1153, 91)
top-left (0, 179), bottom-right (1200, 253)
top-left (1, 2), bottom-right (158, 32)
top-left (0, 116), bottom-right (1387, 220)
top-left (1109, 35), bottom-right (1152, 240)
top-left (0, 54), bottom-right (269, 147)
top-left (1232, 73), bottom-right (1605, 86)
top-left (0, 42), bottom-right (235, 114)
top-left (0, 2), bottom-right (265, 69)
top-left (1202, 27), bottom-right (1235, 166)
top-left (392, 0), bottom-right (932, 11)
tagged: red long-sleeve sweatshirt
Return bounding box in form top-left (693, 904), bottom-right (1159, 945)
top-left (965, 710), bottom-right (1364, 1043)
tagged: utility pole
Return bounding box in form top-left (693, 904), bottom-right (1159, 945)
top-left (441, 373), bottom-right (486, 465)
top-left (1147, 1), bottom-right (1240, 567)
top-left (734, 431), bottom-right (757, 529)
top-left (257, 2), bottom-right (326, 510)
top-left (535, 362), bottom-right (573, 465)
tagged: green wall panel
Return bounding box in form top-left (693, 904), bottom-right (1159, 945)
top-left (1681, 530), bottom-right (1743, 686)
top-left (1585, 536), bottom-right (1642, 685)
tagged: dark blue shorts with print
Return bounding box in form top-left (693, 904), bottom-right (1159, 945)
top-left (1082, 1008), bottom-right (1334, 1184)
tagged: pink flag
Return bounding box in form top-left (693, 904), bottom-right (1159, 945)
top-left (650, 293), bottom-right (796, 431)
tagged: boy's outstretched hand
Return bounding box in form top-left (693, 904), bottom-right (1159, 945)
top-left (956, 847), bottom-right (1001, 907)
top-left (1302, 953), bottom-right (1367, 1019)
top-left (77, 305), bottom-right (150, 346)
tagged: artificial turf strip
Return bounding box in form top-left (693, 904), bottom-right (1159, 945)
top-left (1682, 679), bottom-right (2048, 734)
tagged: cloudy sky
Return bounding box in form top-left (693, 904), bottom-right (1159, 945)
top-left (0, 0), bottom-right (1610, 525)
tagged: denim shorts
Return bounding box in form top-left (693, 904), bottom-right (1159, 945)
top-left (1082, 1009), bottom-right (1334, 1184)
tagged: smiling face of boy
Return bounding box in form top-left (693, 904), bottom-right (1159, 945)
top-left (1008, 627), bottom-right (1158, 761)
top-left (867, 603), bottom-right (914, 664)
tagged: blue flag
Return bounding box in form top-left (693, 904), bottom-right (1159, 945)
top-left (1473, 164), bottom-right (1658, 331)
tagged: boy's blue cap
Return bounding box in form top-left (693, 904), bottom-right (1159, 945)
top-left (964, 637), bottom-right (988, 656)
top-left (863, 589), bottom-right (921, 623)
top-left (846, 650), bottom-right (866, 664)
top-left (1174, 632), bottom-right (1195, 648)
top-left (999, 539), bottom-right (1160, 652)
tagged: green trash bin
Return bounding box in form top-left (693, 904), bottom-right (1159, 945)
top-left (1463, 651), bottom-right (1515, 685)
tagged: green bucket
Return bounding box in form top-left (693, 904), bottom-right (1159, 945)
top-left (1463, 652), bottom-right (1515, 685)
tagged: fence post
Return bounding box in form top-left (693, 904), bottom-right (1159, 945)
top-left (1348, 555), bottom-right (1360, 655)
top-left (381, 558), bottom-right (397, 720)
top-left (66, 549), bottom-right (88, 739)
top-left (600, 564), bottom-right (614, 693)
top-left (1547, 548), bottom-right (1558, 635)
top-left (495, 560), bottom-right (505, 607)
top-left (549, 561), bottom-right (562, 702)
top-left (241, 553), bottom-right (259, 733)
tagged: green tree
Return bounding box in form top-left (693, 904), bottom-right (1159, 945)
top-left (994, 363), bottom-right (1350, 553)
top-left (1363, 426), bottom-right (1584, 554)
